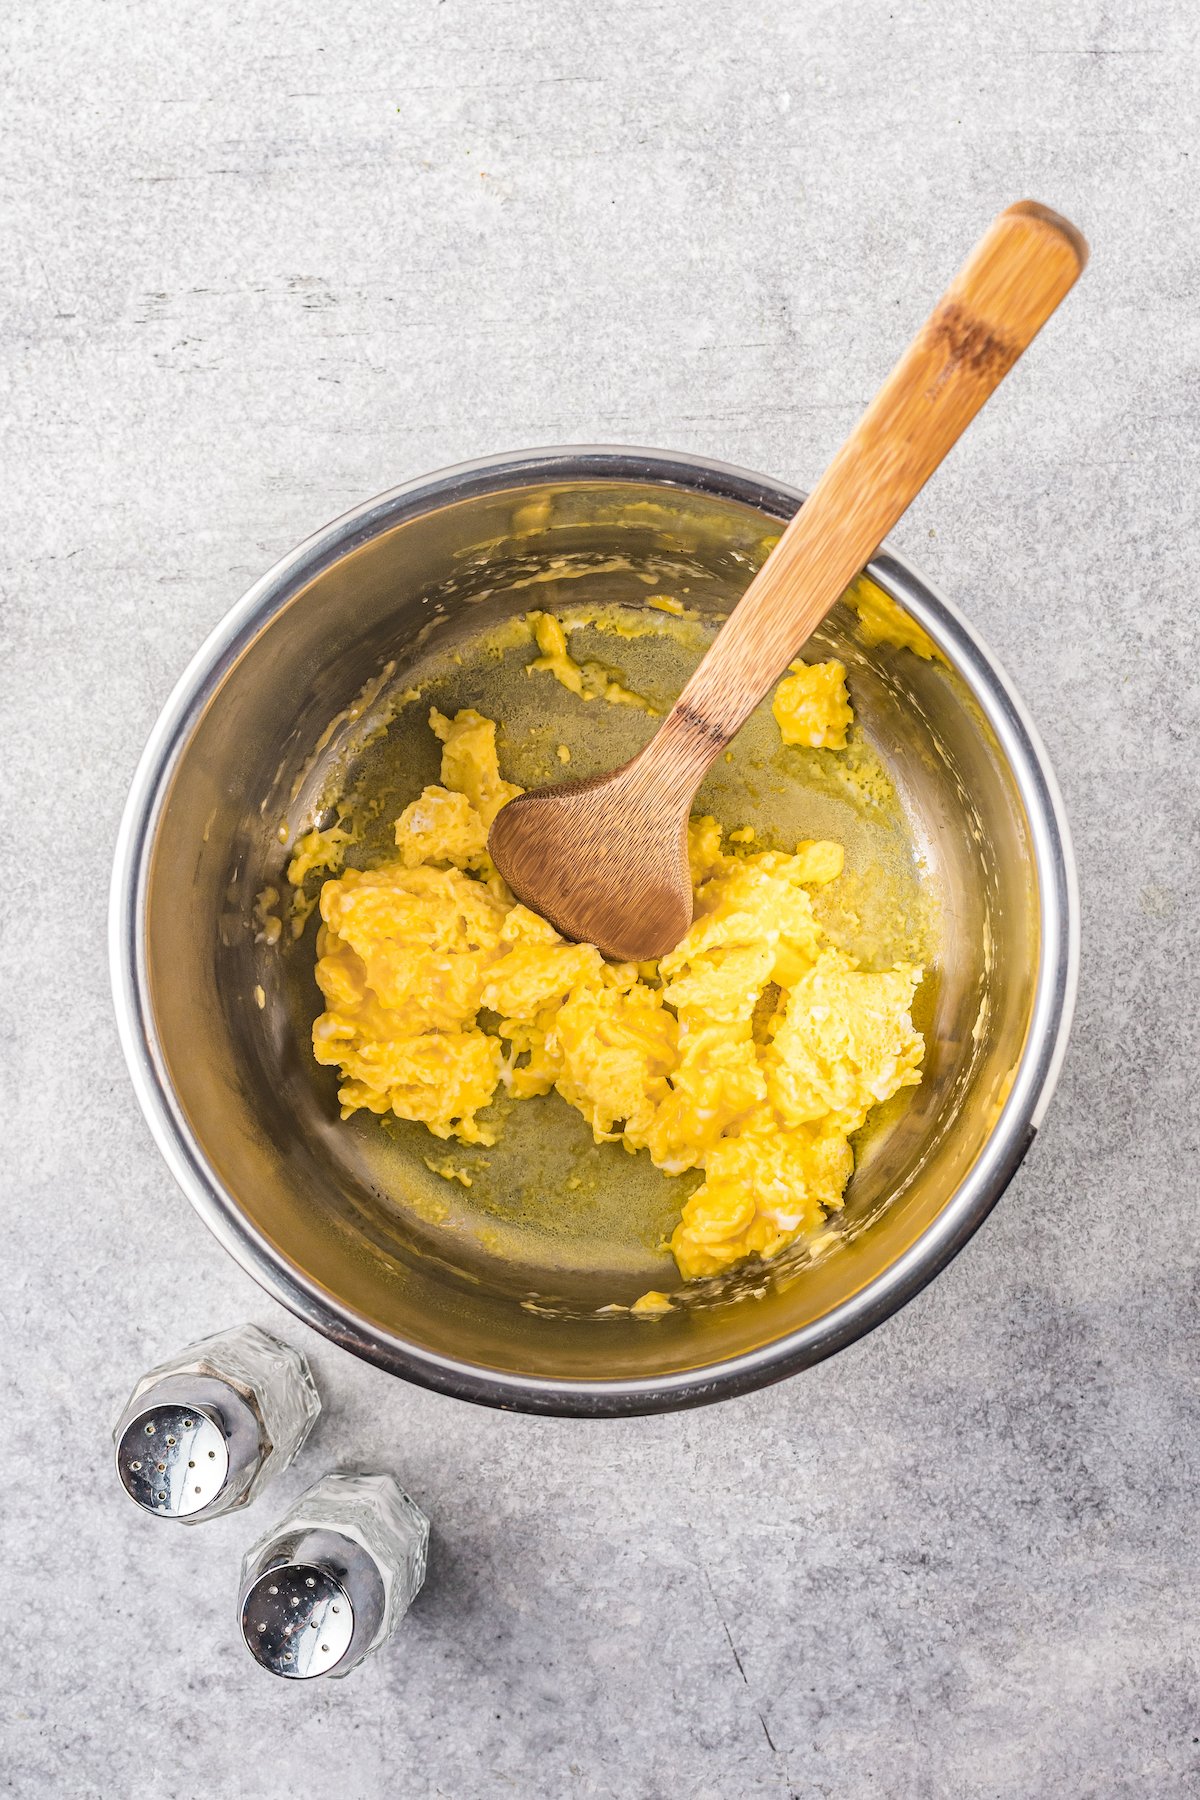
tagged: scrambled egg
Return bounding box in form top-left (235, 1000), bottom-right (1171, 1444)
top-left (849, 576), bottom-right (944, 662)
top-left (525, 611), bottom-right (655, 711)
top-left (772, 657), bottom-right (853, 748)
top-left (309, 656), bottom-right (925, 1288)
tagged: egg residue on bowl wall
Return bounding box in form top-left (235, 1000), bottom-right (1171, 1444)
top-left (303, 609), bottom-right (926, 1298)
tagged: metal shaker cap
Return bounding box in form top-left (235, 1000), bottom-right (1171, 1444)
top-left (116, 1402), bottom-right (230, 1518)
top-left (239, 1527), bottom-right (386, 1680)
top-left (241, 1564), bottom-right (356, 1678)
top-left (113, 1372), bottom-right (263, 1522)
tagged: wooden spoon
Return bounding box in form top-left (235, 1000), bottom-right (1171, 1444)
top-left (489, 200), bottom-right (1087, 962)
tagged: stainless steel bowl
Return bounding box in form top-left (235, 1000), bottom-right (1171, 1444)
top-left (111, 448), bottom-right (1078, 1416)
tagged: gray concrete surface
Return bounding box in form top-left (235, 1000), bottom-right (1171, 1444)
top-left (3, 1), bottom-right (1198, 1794)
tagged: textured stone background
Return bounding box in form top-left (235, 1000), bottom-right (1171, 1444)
top-left (3, 2), bottom-right (1198, 1795)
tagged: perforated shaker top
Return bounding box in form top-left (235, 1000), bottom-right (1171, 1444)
top-left (241, 1564), bottom-right (356, 1678)
top-left (116, 1404), bottom-right (230, 1518)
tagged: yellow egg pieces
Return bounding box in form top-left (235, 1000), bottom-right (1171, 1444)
top-left (772, 656), bottom-right (853, 748)
top-left (310, 687), bottom-right (924, 1289)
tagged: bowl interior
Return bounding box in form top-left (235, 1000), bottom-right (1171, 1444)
top-left (138, 469), bottom-right (1041, 1403)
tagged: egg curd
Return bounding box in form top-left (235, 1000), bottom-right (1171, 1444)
top-left (308, 655), bottom-right (926, 1288)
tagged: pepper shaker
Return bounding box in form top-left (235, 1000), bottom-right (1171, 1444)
top-left (113, 1323), bottom-right (320, 1522)
top-left (239, 1472), bottom-right (429, 1679)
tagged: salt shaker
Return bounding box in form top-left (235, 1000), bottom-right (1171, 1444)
top-left (113, 1323), bottom-right (320, 1523)
top-left (239, 1472), bottom-right (429, 1680)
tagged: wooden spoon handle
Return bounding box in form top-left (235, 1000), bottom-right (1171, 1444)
top-left (647, 200), bottom-right (1087, 786)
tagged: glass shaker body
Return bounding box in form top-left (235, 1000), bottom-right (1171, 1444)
top-left (239, 1472), bottom-right (429, 1678)
top-left (113, 1323), bottom-right (321, 1522)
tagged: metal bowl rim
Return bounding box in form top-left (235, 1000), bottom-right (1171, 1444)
top-left (109, 444), bottom-right (1079, 1417)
